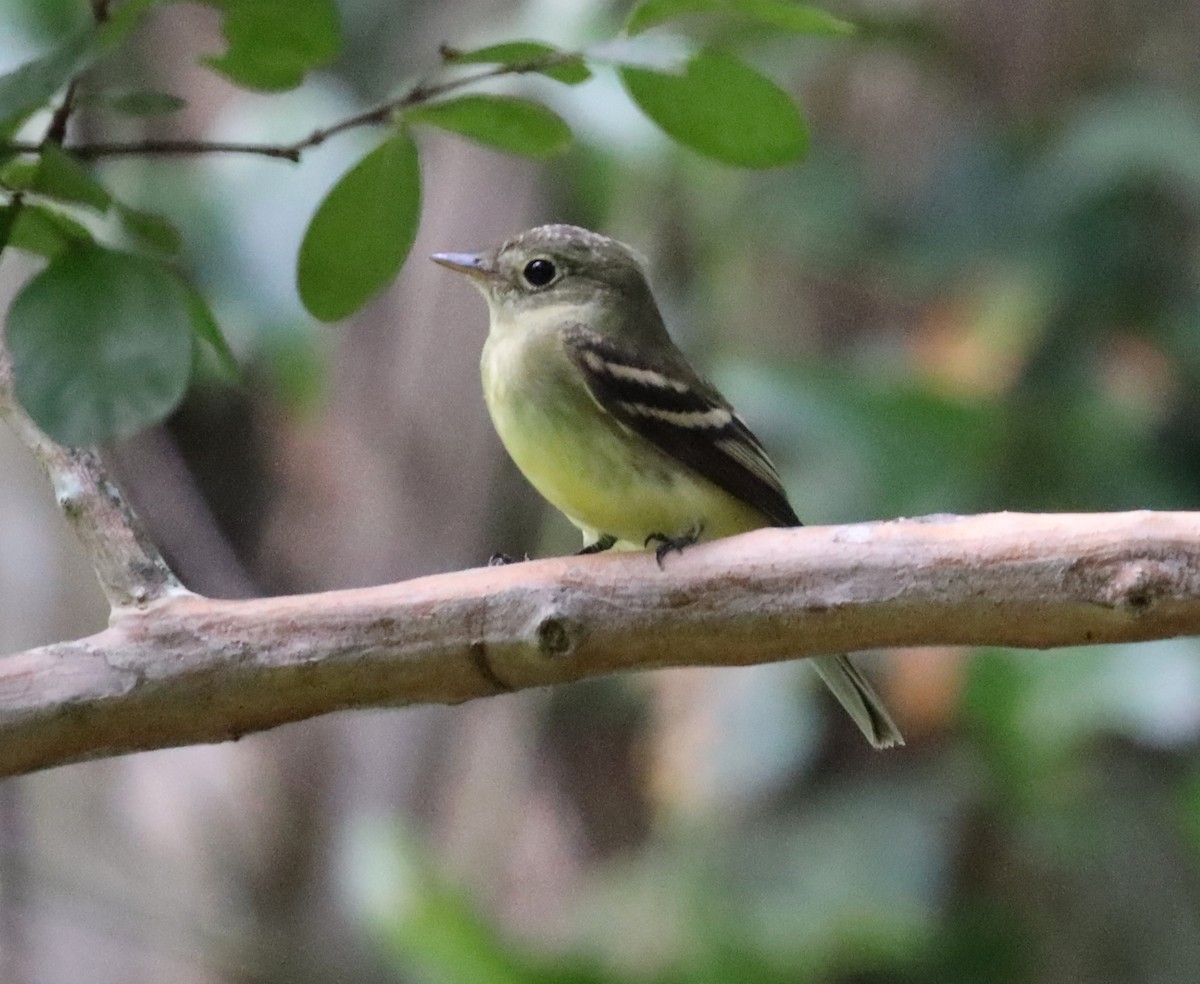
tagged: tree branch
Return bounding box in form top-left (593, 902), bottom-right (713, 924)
top-left (0, 352), bottom-right (188, 609)
top-left (0, 54), bottom-right (578, 164)
top-left (0, 510), bottom-right (1198, 778)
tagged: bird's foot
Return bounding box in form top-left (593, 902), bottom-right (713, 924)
top-left (577, 534), bottom-right (617, 556)
top-left (645, 523), bottom-right (703, 569)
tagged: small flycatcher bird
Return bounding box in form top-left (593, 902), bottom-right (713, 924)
top-left (432, 224), bottom-right (902, 749)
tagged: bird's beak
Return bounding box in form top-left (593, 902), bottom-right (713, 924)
top-left (430, 251), bottom-right (493, 280)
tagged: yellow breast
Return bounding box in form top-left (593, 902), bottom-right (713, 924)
top-left (481, 323), bottom-right (766, 546)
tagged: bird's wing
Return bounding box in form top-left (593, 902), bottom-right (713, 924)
top-left (563, 324), bottom-right (801, 528)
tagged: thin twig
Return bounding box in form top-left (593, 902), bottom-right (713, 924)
top-left (41, 79), bottom-right (79, 147)
top-left (0, 54), bottom-right (576, 164)
top-left (39, 139), bottom-right (309, 162)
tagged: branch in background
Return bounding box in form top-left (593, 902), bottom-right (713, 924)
top-left (41, 79), bottom-right (78, 147)
top-left (0, 54), bottom-right (579, 163)
top-left (0, 510), bottom-right (1198, 778)
top-left (0, 352), bottom-right (187, 608)
top-left (36, 0), bottom-right (108, 149)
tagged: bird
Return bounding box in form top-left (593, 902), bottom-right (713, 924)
top-left (432, 224), bottom-right (902, 749)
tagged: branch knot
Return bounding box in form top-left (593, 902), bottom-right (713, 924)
top-left (1099, 559), bottom-right (1176, 613)
top-left (534, 614), bottom-right (578, 658)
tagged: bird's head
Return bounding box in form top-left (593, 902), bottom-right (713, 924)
top-left (432, 224), bottom-right (663, 340)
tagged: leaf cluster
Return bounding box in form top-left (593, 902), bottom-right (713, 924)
top-left (0, 0), bottom-right (850, 444)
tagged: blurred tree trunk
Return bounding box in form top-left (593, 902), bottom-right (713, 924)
top-left (0, 2), bottom-right (561, 981)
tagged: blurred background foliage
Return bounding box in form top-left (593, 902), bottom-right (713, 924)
top-left (2, 0), bottom-right (1200, 982)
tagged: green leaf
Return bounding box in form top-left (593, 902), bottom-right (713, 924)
top-left (117, 204), bottom-right (182, 255)
top-left (627, 0), bottom-right (715, 33)
top-left (32, 145), bottom-right (112, 211)
top-left (202, 0), bottom-right (342, 92)
top-left (7, 203), bottom-right (93, 257)
top-left (6, 0), bottom-right (90, 39)
top-left (97, 0), bottom-right (174, 48)
top-left (732, 0), bottom-right (854, 34)
top-left (297, 129), bottom-right (422, 322)
top-left (442, 41), bottom-right (591, 85)
top-left (626, 0), bottom-right (853, 35)
top-left (621, 50), bottom-right (807, 167)
top-left (102, 89), bottom-right (187, 117)
top-left (628, 0), bottom-right (708, 33)
top-left (406, 95), bottom-right (571, 157)
top-left (0, 31), bottom-right (95, 133)
top-left (0, 0), bottom-right (167, 134)
top-left (0, 157), bottom-right (40, 191)
top-left (7, 244), bottom-right (195, 445)
top-left (184, 283), bottom-right (240, 379)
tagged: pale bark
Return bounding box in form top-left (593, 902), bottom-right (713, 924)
top-left (1, 510), bottom-right (1198, 777)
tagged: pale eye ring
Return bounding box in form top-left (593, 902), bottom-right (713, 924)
top-left (522, 257), bottom-right (557, 288)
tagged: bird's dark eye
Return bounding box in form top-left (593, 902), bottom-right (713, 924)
top-left (522, 258), bottom-right (557, 288)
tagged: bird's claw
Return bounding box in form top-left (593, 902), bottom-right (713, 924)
top-left (644, 524), bottom-right (702, 569)
top-left (577, 534), bottom-right (617, 556)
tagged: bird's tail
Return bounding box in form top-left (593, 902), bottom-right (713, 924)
top-left (811, 654), bottom-right (904, 749)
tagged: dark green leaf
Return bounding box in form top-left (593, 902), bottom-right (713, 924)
top-left (201, 0), bottom-right (342, 92)
top-left (406, 95), bottom-right (571, 157)
top-left (621, 50), bottom-right (807, 167)
top-left (443, 41), bottom-right (590, 85)
top-left (102, 89), bottom-right (187, 117)
top-left (297, 129), bottom-right (421, 322)
top-left (0, 31), bottom-right (95, 133)
top-left (117, 204), bottom-right (182, 255)
top-left (184, 282), bottom-right (240, 379)
top-left (32, 145), bottom-right (112, 211)
top-left (7, 244), bottom-right (194, 445)
top-left (7, 203), bottom-right (93, 257)
top-left (626, 0), bottom-right (853, 35)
